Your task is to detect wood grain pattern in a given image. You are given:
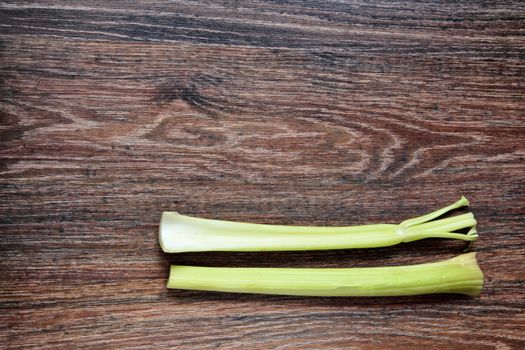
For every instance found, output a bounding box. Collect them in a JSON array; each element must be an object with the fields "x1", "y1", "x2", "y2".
[{"x1": 1, "y1": 1, "x2": 524, "y2": 349}]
